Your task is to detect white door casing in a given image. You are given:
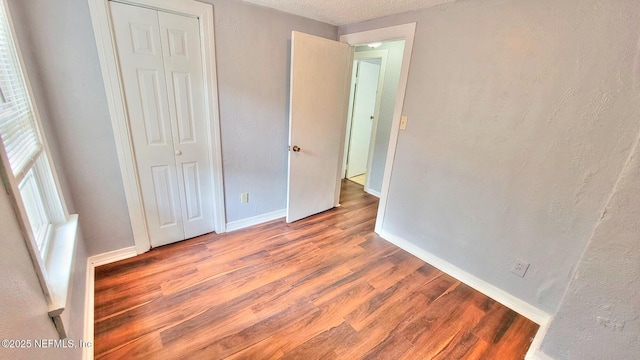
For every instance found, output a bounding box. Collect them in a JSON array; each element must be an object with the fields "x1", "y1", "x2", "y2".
[
  {"x1": 346, "y1": 60, "x2": 380, "y2": 178},
  {"x1": 339, "y1": 23, "x2": 417, "y2": 234},
  {"x1": 110, "y1": 2, "x2": 215, "y2": 247},
  {"x1": 88, "y1": 0, "x2": 226, "y2": 254},
  {"x1": 286, "y1": 31, "x2": 352, "y2": 223}
]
